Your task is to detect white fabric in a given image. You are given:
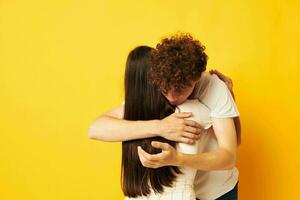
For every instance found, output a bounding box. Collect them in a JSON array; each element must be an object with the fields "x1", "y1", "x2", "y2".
[
  {"x1": 188, "y1": 72, "x2": 240, "y2": 200},
  {"x1": 189, "y1": 72, "x2": 240, "y2": 118},
  {"x1": 124, "y1": 100, "x2": 211, "y2": 200}
]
